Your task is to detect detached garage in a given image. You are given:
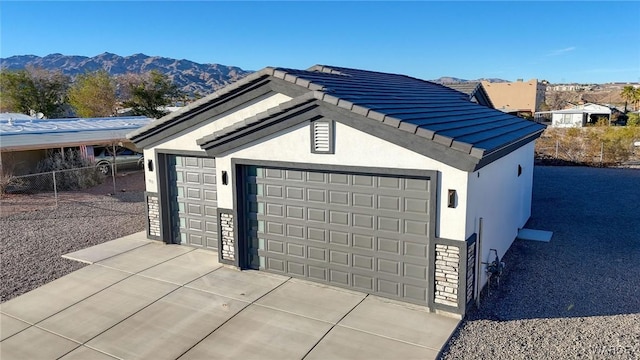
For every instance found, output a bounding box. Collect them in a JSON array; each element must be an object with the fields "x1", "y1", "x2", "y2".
[{"x1": 128, "y1": 65, "x2": 545, "y2": 316}]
